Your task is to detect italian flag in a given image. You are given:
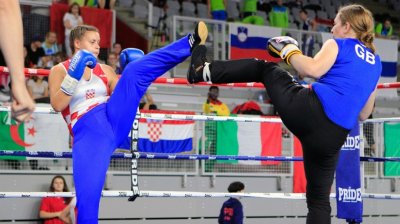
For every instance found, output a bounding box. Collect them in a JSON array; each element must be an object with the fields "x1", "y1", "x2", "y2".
[
  {"x1": 216, "y1": 118, "x2": 282, "y2": 165},
  {"x1": 0, "y1": 110, "x2": 70, "y2": 160}
]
